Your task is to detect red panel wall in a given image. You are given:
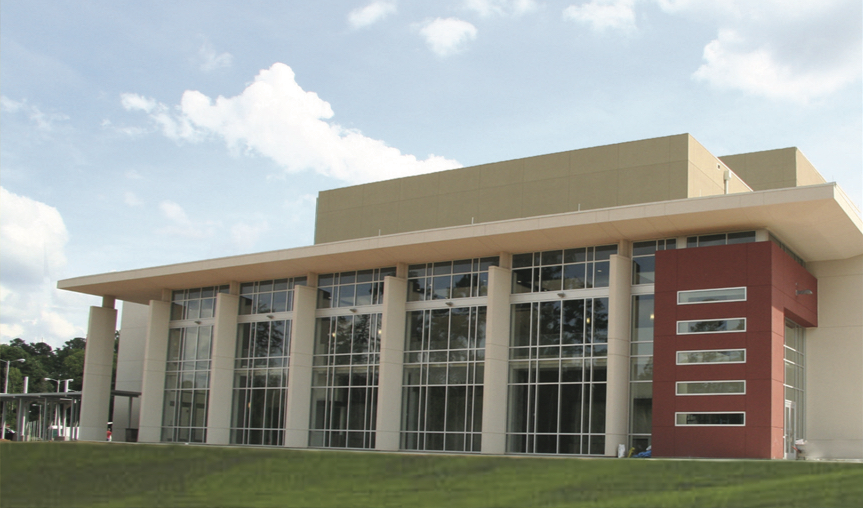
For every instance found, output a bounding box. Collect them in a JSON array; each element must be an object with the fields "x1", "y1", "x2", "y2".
[{"x1": 651, "y1": 241, "x2": 816, "y2": 458}]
